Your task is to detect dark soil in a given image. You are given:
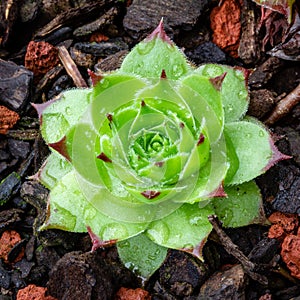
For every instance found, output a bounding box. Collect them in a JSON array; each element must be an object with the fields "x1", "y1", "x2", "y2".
[{"x1": 1, "y1": 0, "x2": 300, "y2": 299}]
